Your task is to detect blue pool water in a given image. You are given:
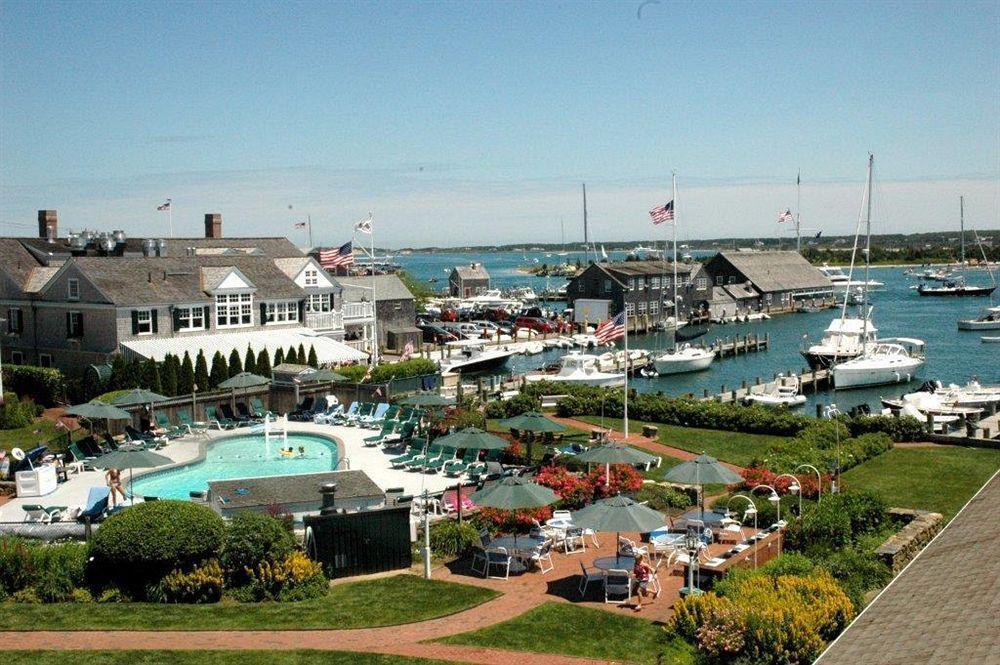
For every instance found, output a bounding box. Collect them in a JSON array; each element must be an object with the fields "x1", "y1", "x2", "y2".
[{"x1": 131, "y1": 434, "x2": 339, "y2": 500}]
